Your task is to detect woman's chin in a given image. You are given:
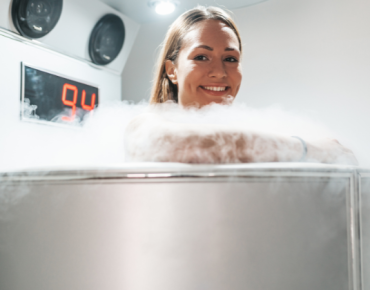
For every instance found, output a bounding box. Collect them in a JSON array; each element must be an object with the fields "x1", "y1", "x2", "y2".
[
  {"x1": 181, "y1": 99, "x2": 233, "y2": 109},
  {"x1": 179, "y1": 90, "x2": 235, "y2": 108}
]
